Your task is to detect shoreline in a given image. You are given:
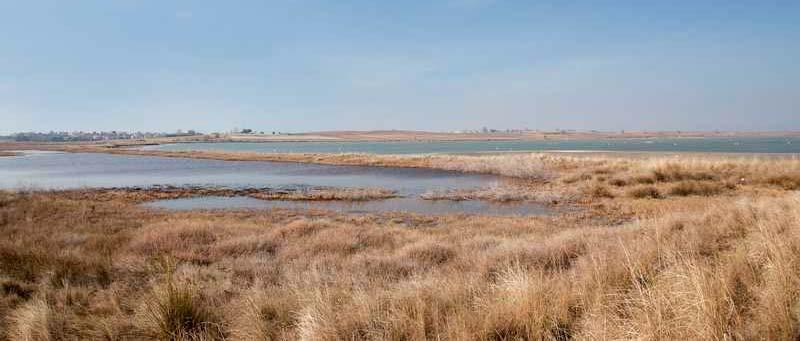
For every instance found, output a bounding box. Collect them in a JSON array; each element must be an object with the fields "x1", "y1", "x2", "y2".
[
  {"x1": 4, "y1": 141, "x2": 799, "y2": 167},
  {"x1": 4, "y1": 129, "x2": 800, "y2": 146}
]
